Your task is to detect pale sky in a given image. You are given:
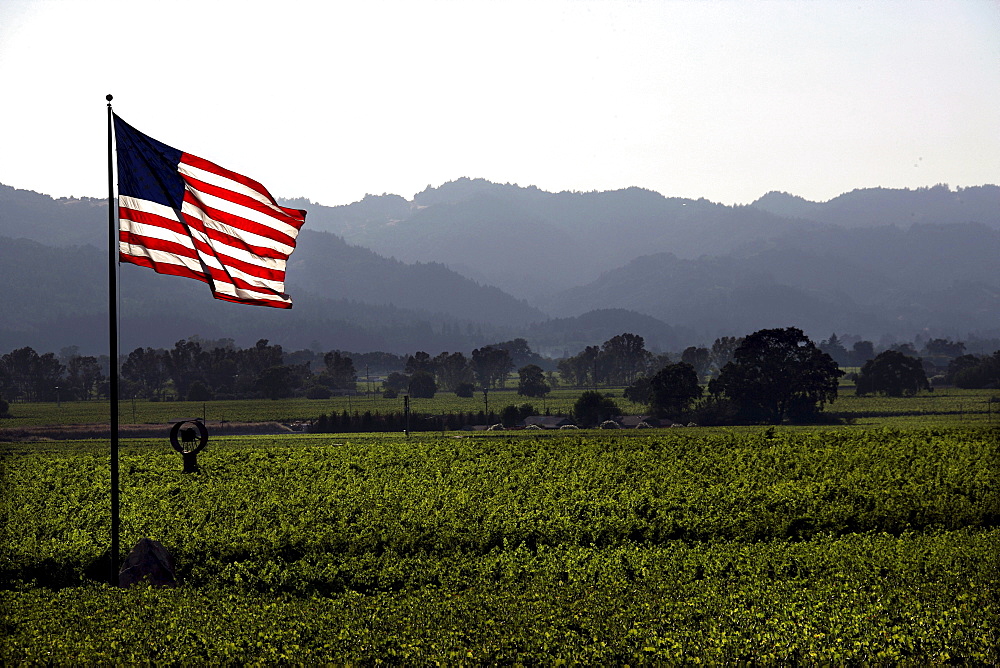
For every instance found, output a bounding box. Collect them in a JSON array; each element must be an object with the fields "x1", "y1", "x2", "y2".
[{"x1": 1, "y1": 0, "x2": 998, "y2": 207}]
